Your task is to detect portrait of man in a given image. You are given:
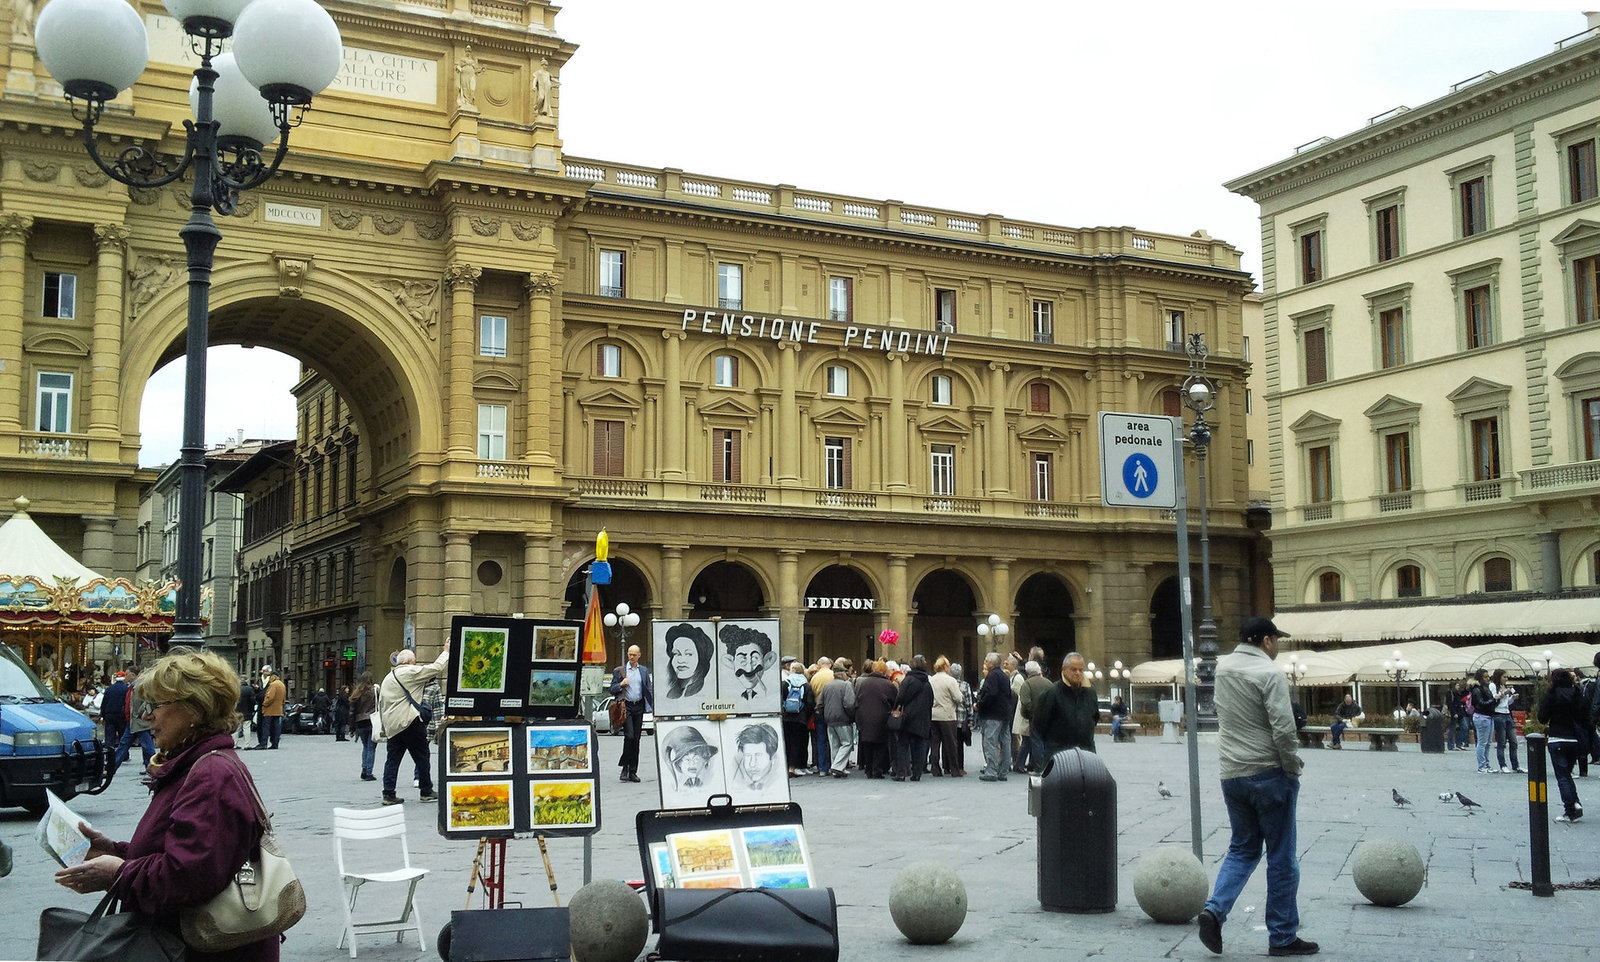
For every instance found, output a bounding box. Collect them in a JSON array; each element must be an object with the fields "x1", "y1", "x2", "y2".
[
  {"x1": 718, "y1": 623, "x2": 779, "y2": 709},
  {"x1": 724, "y1": 720, "x2": 789, "y2": 805},
  {"x1": 657, "y1": 722, "x2": 724, "y2": 806}
]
